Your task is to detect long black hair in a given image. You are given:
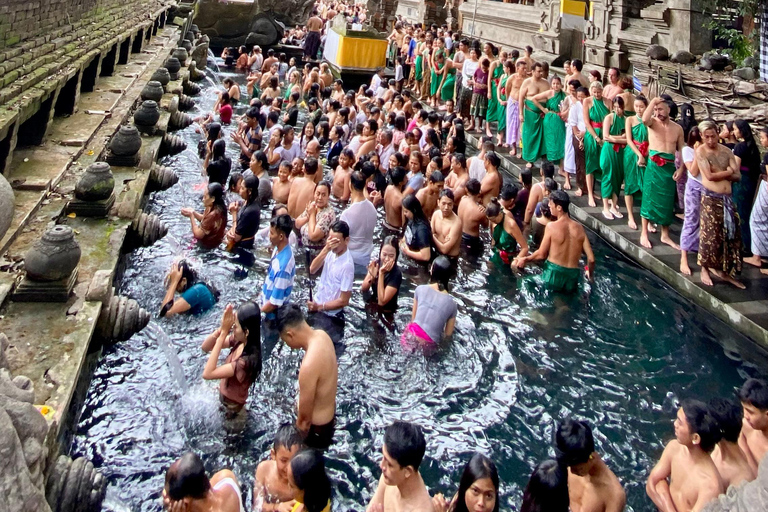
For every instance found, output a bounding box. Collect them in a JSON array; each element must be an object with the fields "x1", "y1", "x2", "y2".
[
  {"x1": 291, "y1": 450, "x2": 331, "y2": 512},
  {"x1": 430, "y1": 255, "x2": 452, "y2": 291},
  {"x1": 453, "y1": 454, "x2": 500, "y2": 512},
  {"x1": 734, "y1": 119, "x2": 759, "y2": 165},
  {"x1": 236, "y1": 302, "x2": 262, "y2": 382},
  {"x1": 402, "y1": 194, "x2": 428, "y2": 224},
  {"x1": 380, "y1": 235, "x2": 400, "y2": 267},
  {"x1": 678, "y1": 103, "x2": 697, "y2": 140},
  {"x1": 206, "y1": 182, "x2": 227, "y2": 219},
  {"x1": 520, "y1": 460, "x2": 569, "y2": 512}
]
